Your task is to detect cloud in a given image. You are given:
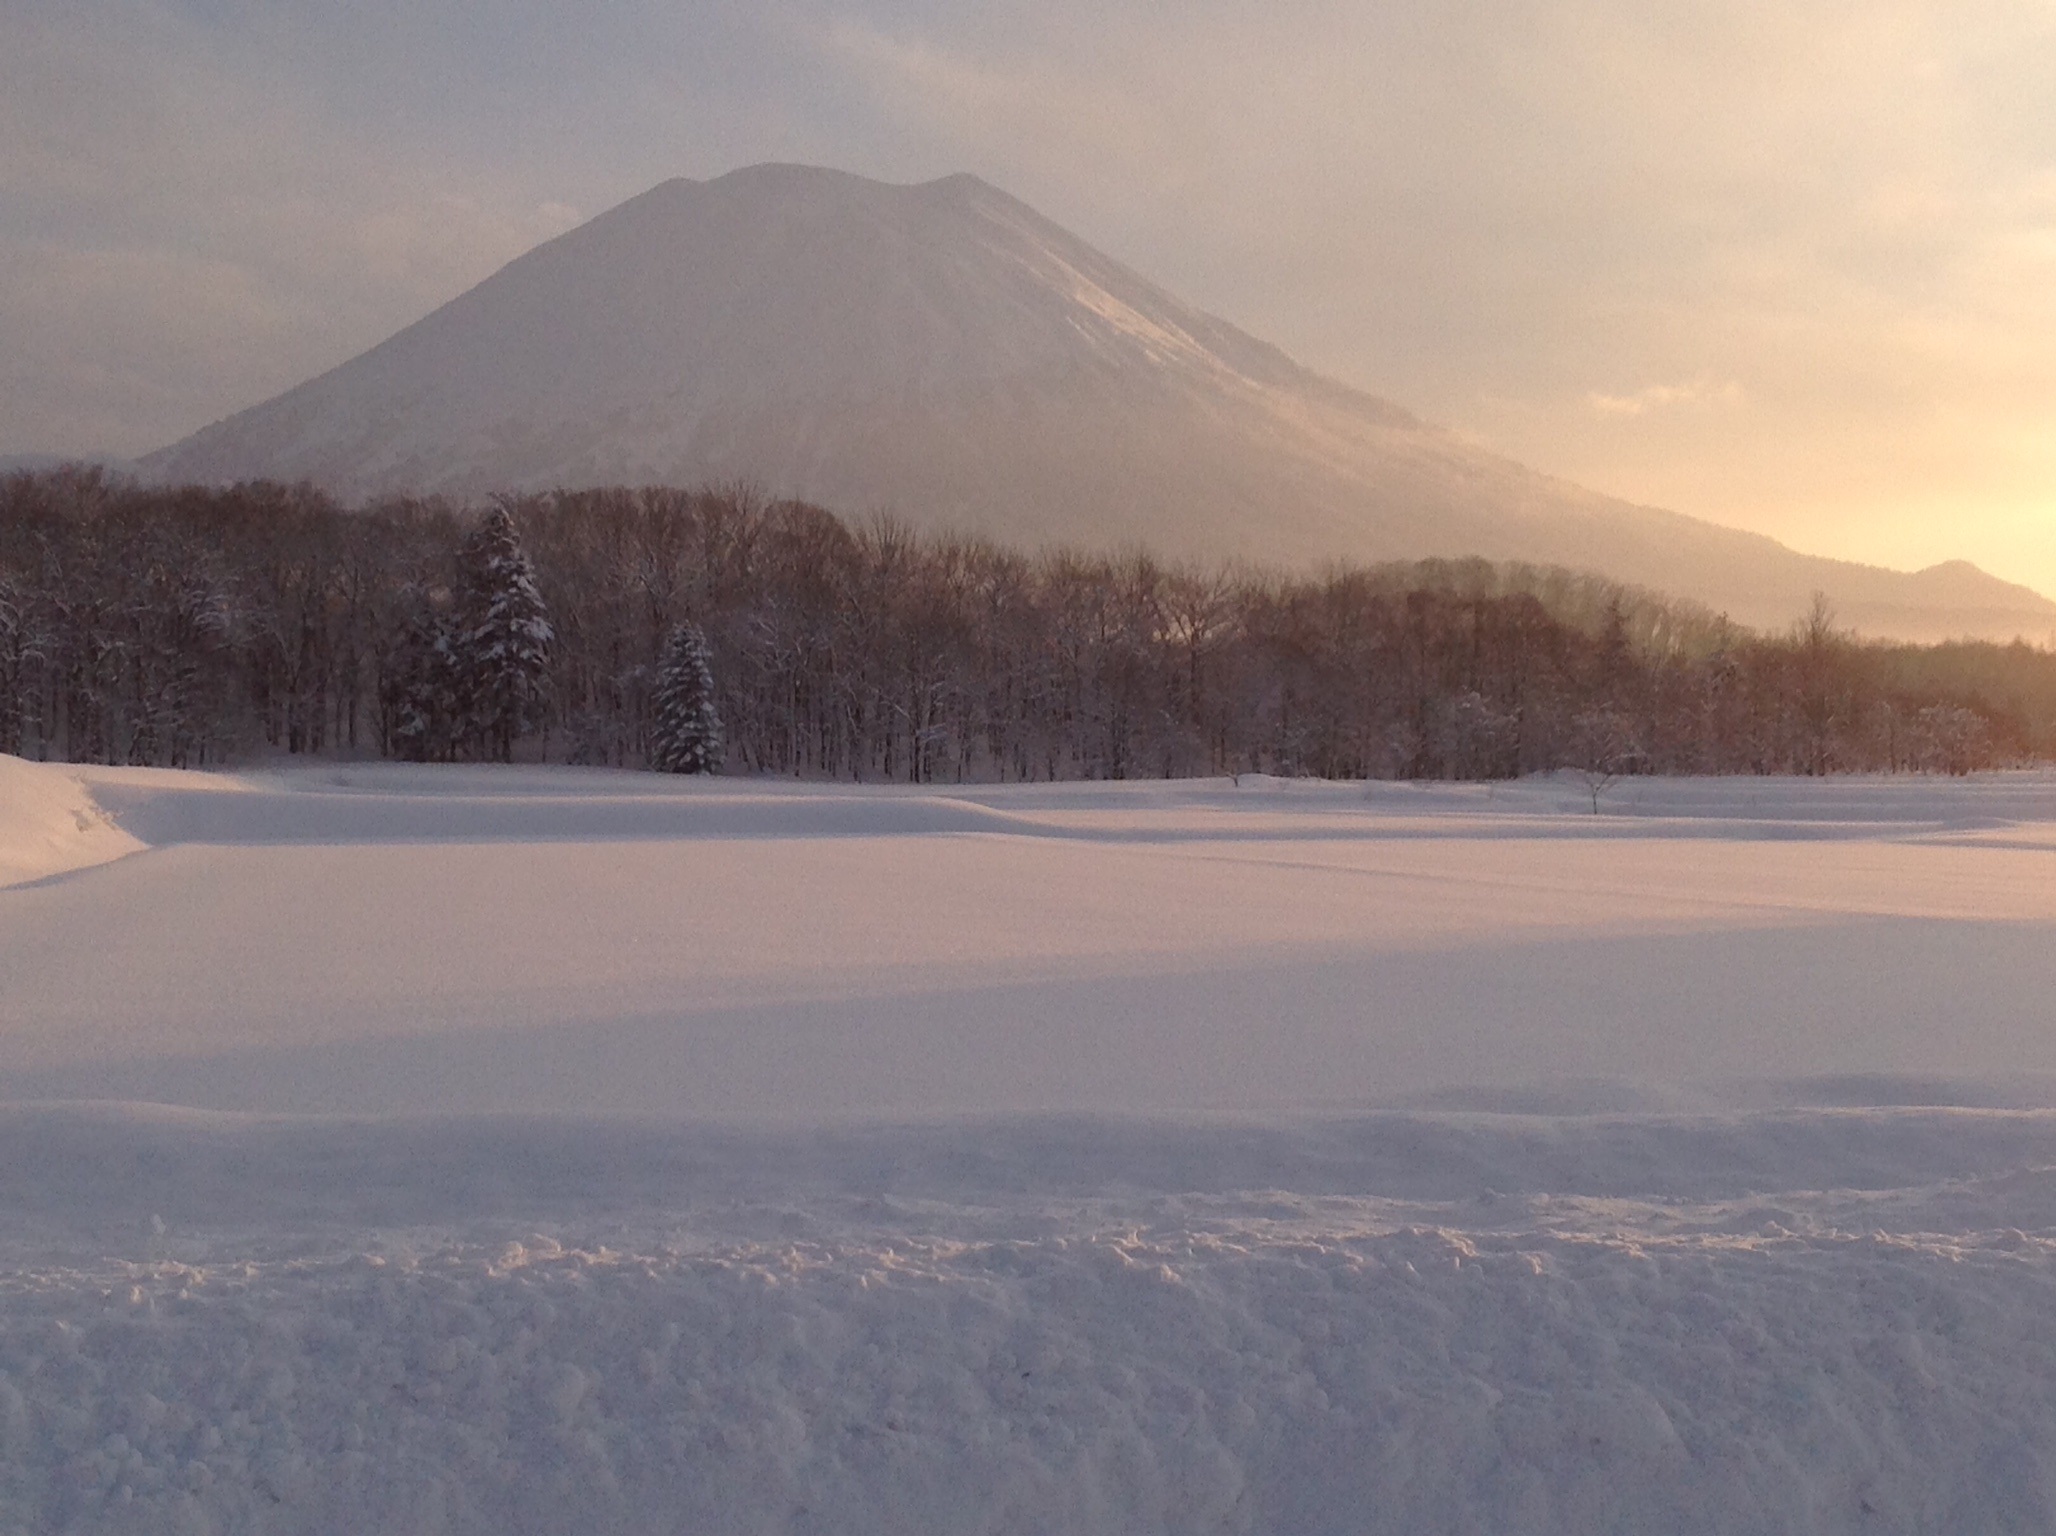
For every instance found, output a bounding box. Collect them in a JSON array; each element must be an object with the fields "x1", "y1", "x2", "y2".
[
  {"x1": 3, "y1": 0, "x2": 2055, "y2": 590},
  {"x1": 1588, "y1": 381, "x2": 1747, "y2": 417},
  {"x1": 0, "y1": 3, "x2": 695, "y2": 453}
]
